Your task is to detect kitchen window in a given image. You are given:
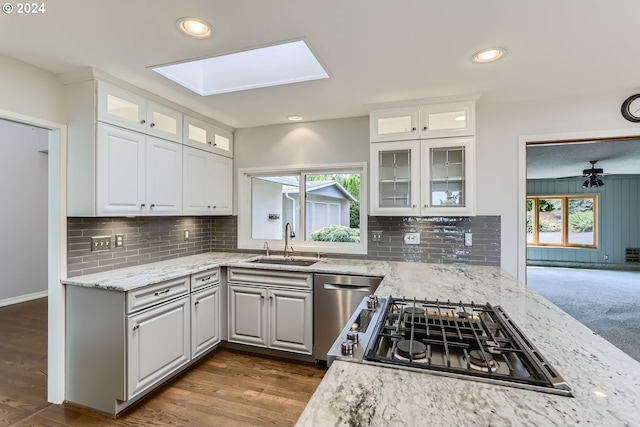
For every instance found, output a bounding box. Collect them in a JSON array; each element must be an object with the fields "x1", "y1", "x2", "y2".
[
  {"x1": 238, "y1": 163, "x2": 367, "y2": 254},
  {"x1": 527, "y1": 195, "x2": 597, "y2": 248}
]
